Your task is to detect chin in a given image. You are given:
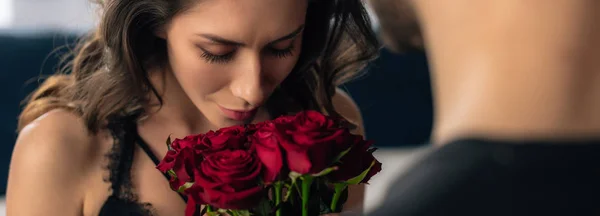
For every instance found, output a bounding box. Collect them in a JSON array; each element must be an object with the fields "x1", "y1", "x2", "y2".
[
  {"x1": 202, "y1": 105, "x2": 260, "y2": 130},
  {"x1": 215, "y1": 117, "x2": 249, "y2": 129}
]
